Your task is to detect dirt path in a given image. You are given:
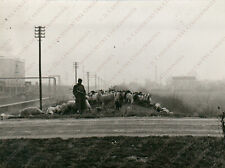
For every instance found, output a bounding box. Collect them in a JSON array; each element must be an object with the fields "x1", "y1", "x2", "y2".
[{"x1": 0, "y1": 117, "x2": 223, "y2": 139}]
